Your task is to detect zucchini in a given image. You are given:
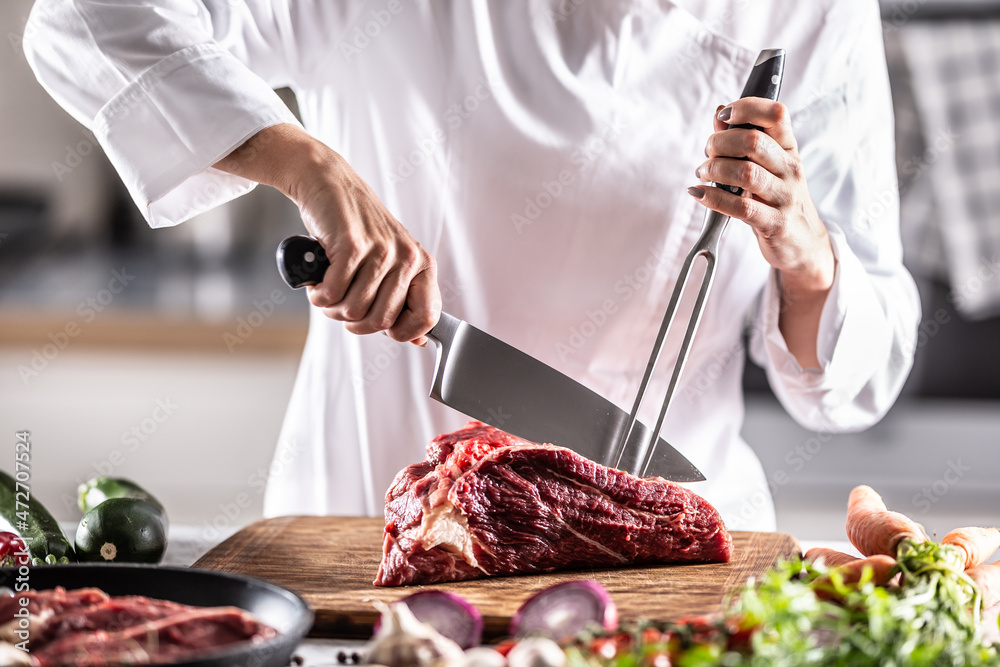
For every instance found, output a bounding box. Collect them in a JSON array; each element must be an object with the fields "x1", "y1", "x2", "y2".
[
  {"x1": 75, "y1": 497, "x2": 167, "y2": 564},
  {"x1": 78, "y1": 476, "x2": 166, "y2": 516},
  {"x1": 76, "y1": 477, "x2": 168, "y2": 564},
  {"x1": 0, "y1": 470, "x2": 75, "y2": 564}
]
